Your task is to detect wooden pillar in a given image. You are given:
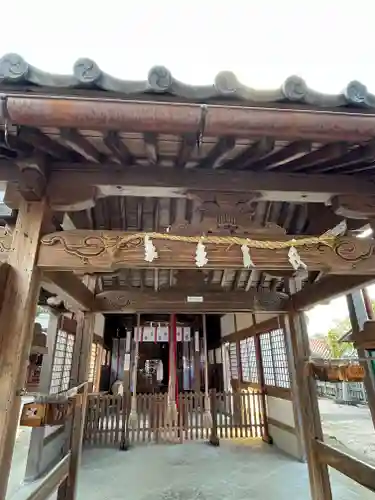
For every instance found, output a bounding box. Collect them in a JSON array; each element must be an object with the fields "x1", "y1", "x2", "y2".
[
  {"x1": 25, "y1": 309, "x2": 61, "y2": 481},
  {"x1": 193, "y1": 329, "x2": 201, "y2": 392},
  {"x1": 284, "y1": 305, "x2": 332, "y2": 500},
  {"x1": 281, "y1": 313, "x2": 306, "y2": 461},
  {"x1": 233, "y1": 339, "x2": 243, "y2": 424},
  {"x1": 93, "y1": 343, "x2": 103, "y2": 393},
  {"x1": 123, "y1": 328, "x2": 132, "y2": 394},
  {"x1": 252, "y1": 315, "x2": 271, "y2": 444},
  {"x1": 70, "y1": 276, "x2": 97, "y2": 388},
  {"x1": 0, "y1": 200, "x2": 46, "y2": 499},
  {"x1": 346, "y1": 290, "x2": 375, "y2": 427},
  {"x1": 58, "y1": 278, "x2": 96, "y2": 500}
]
